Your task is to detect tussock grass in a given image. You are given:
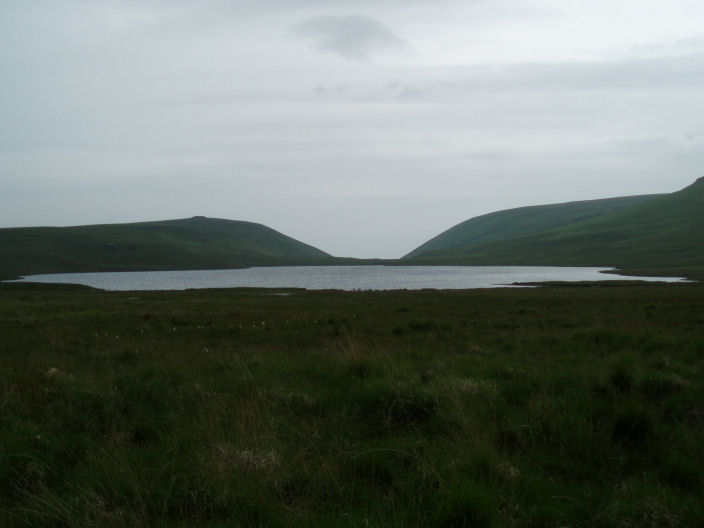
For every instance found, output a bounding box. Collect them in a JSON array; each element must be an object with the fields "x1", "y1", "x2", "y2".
[{"x1": 0, "y1": 283, "x2": 703, "y2": 526}]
